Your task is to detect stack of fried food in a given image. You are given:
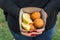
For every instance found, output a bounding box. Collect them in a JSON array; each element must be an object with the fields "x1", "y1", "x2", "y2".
[{"x1": 22, "y1": 11, "x2": 44, "y2": 31}]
